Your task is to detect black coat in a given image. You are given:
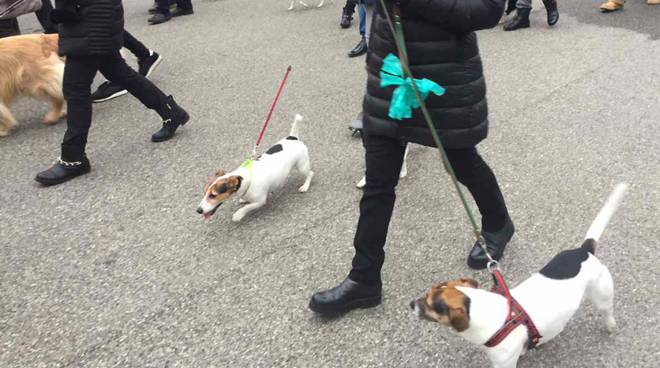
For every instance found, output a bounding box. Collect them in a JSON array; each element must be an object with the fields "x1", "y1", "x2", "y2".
[
  {"x1": 363, "y1": 0, "x2": 505, "y2": 149},
  {"x1": 54, "y1": 0, "x2": 124, "y2": 56}
]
